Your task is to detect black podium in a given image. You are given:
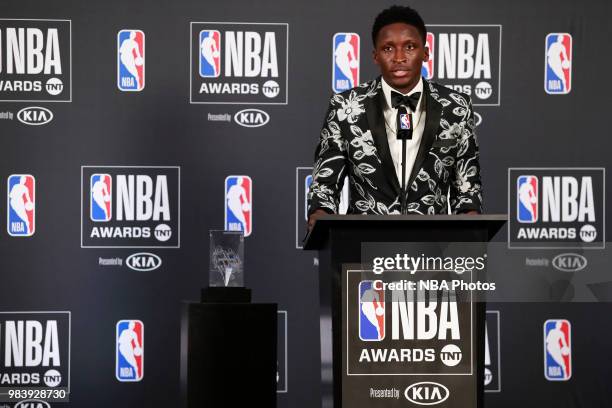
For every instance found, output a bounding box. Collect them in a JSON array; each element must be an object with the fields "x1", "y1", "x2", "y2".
[
  {"x1": 304, "y1": 214, "x2": 506, "y2": 408},
  {"x1": 180, "y1": 295, "x2": 277, "y2": 408}
]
